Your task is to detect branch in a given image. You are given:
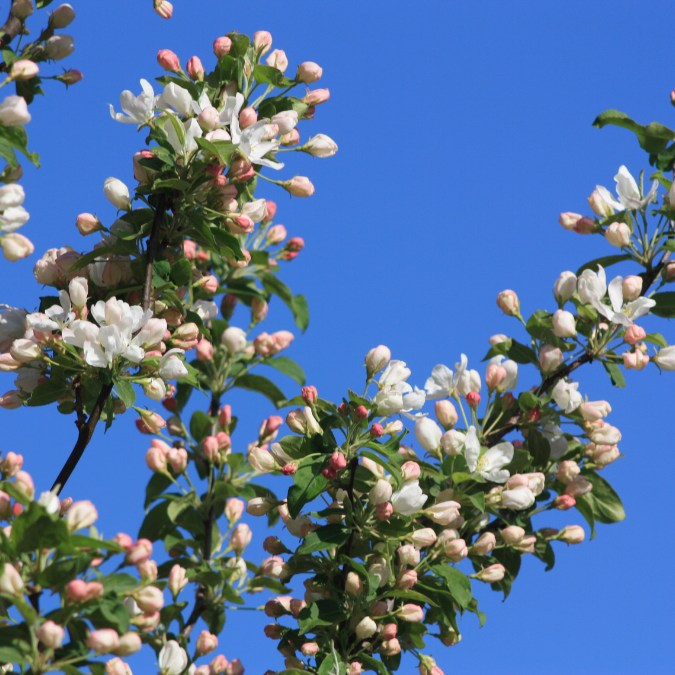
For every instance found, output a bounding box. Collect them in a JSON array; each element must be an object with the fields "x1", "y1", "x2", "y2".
[
  {"x1": 142, "y1": 196, "x2": 167, "y2": 311},
  {"x1": 0, "y1": 2, "x2": 27, "y2": 49},
  {"x1": 183, "y1": 392, "x2": 221, "y2": 636},
  {"x1": 51, "y1": 382, "x2": 113, "y2": 494}
]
